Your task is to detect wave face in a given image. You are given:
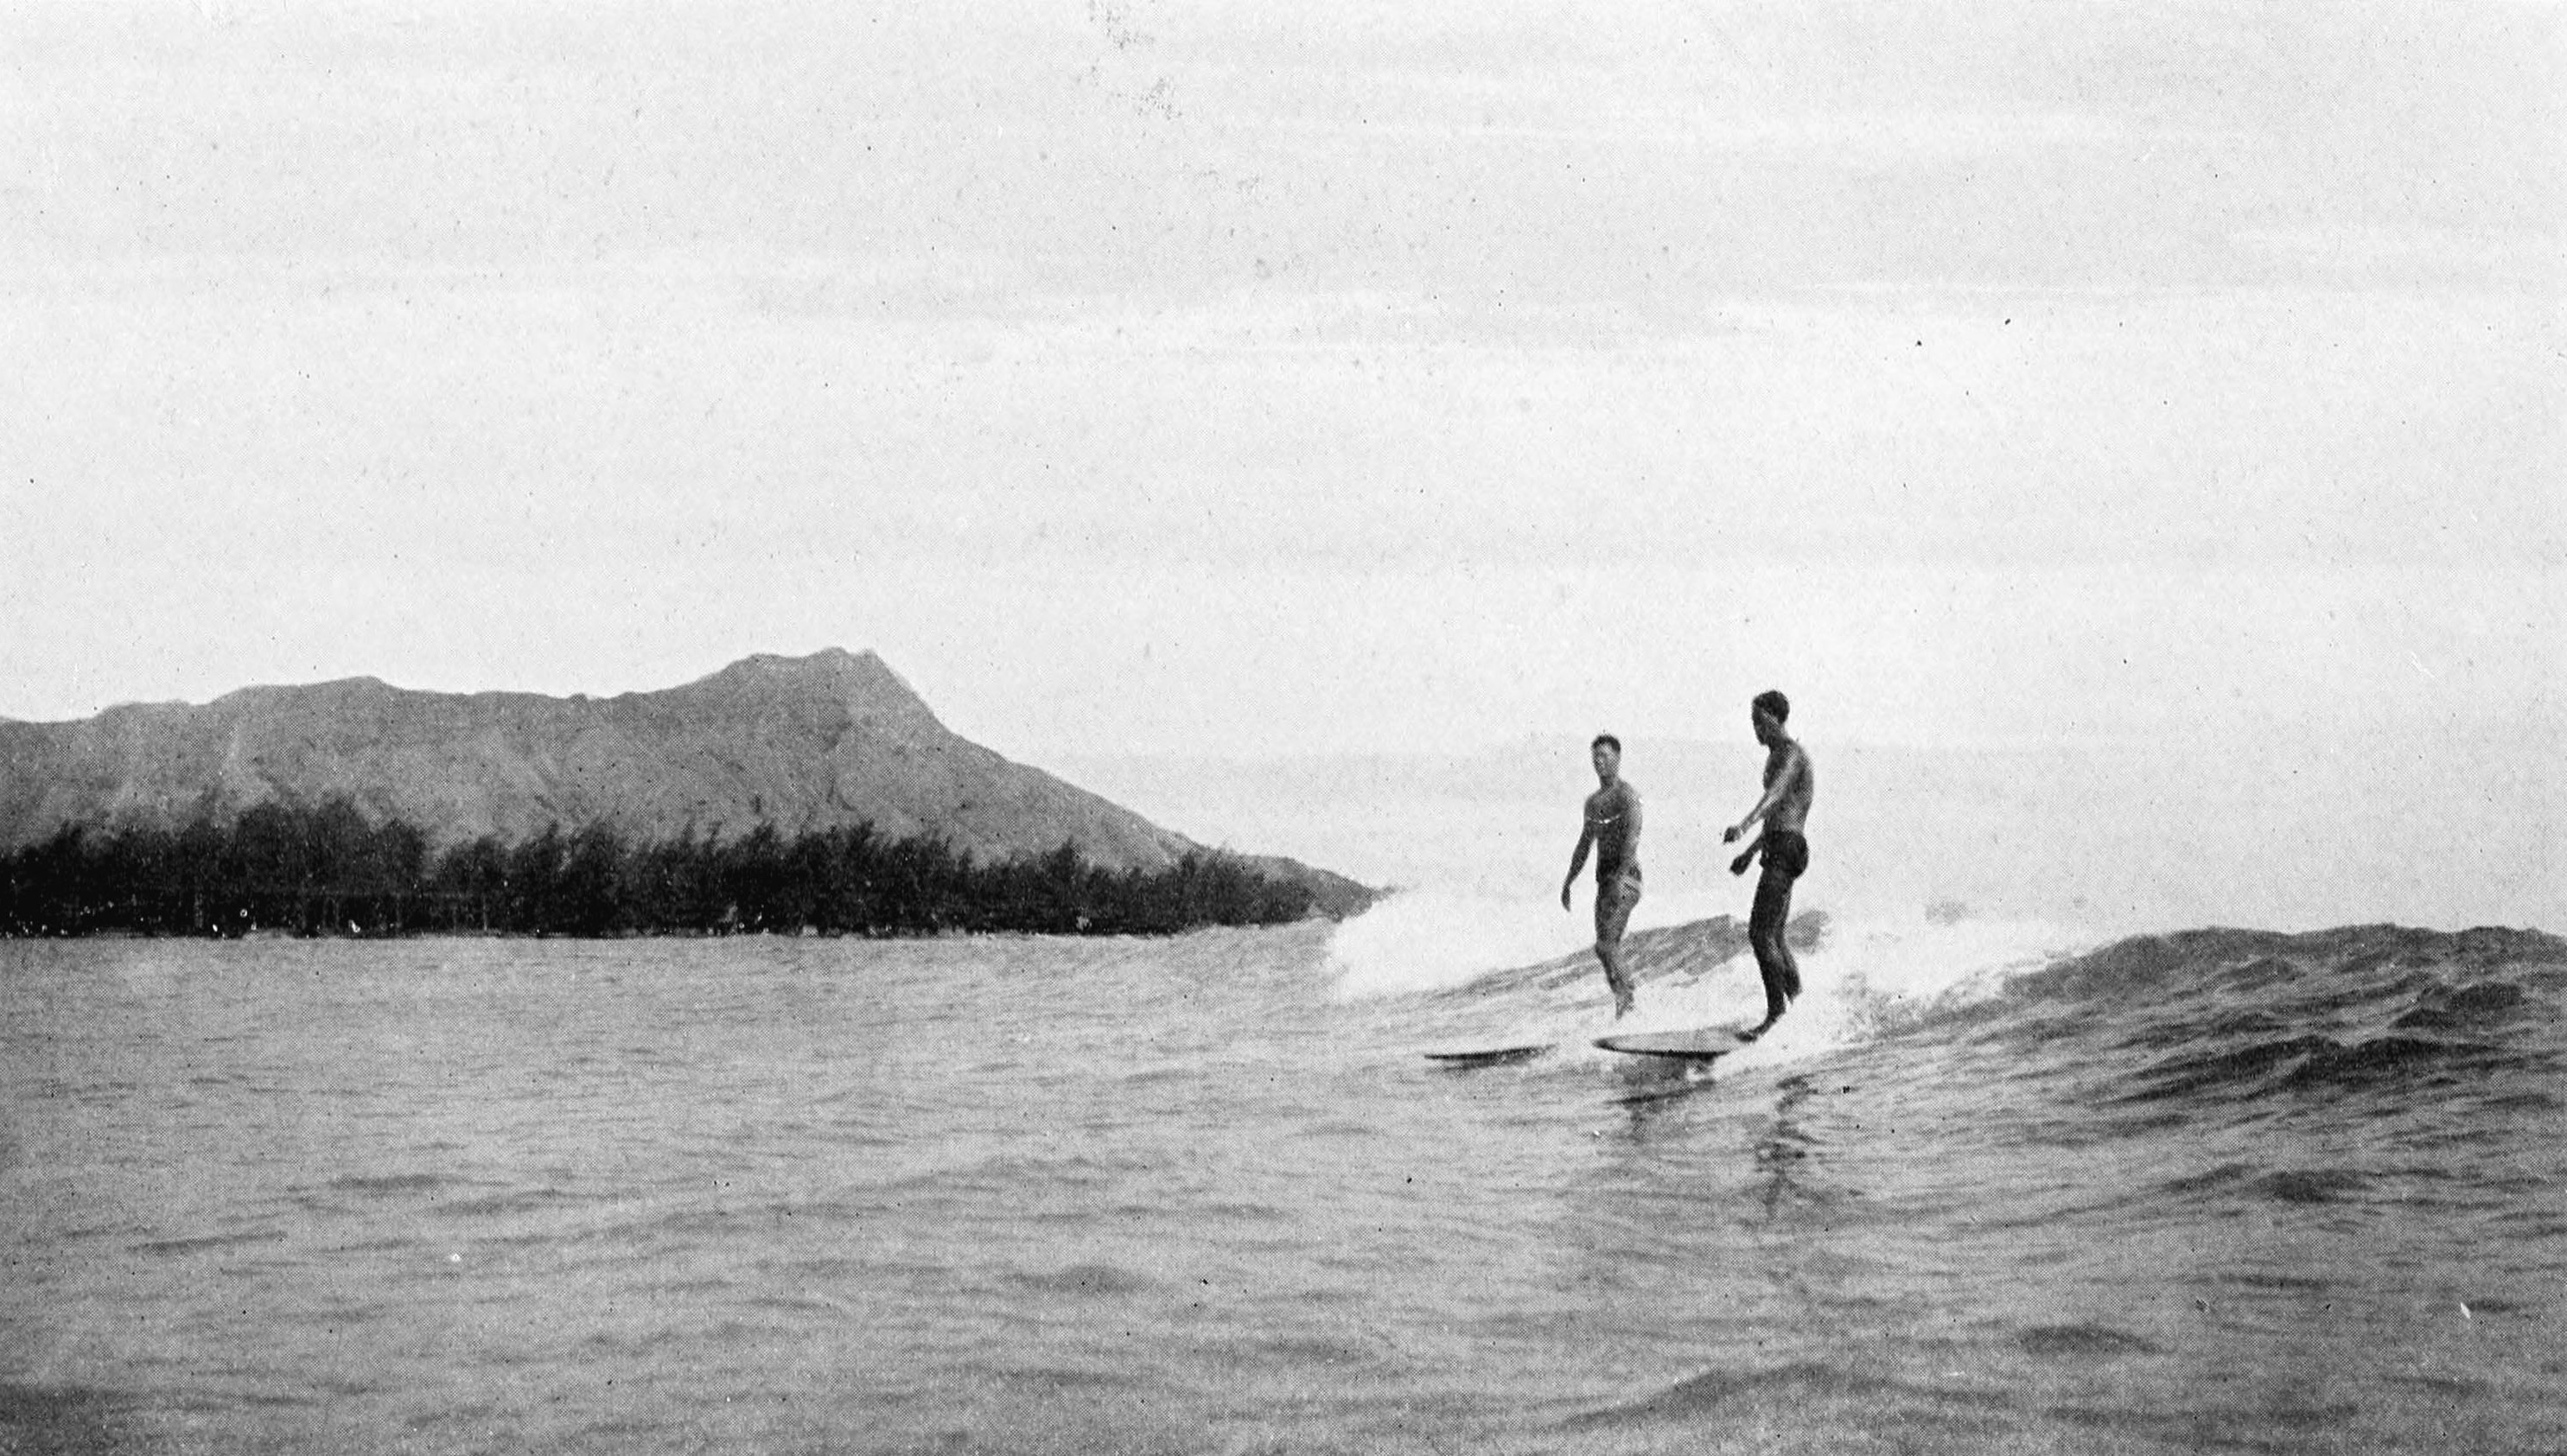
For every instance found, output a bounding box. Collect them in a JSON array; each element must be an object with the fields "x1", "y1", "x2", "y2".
[
  {"x1": 1341, "y1": 900, "x2": 2566, "y2": 1116},
  {"x1": 1964, "y1": 924, "x2": 2567, "y2": 1126}
]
